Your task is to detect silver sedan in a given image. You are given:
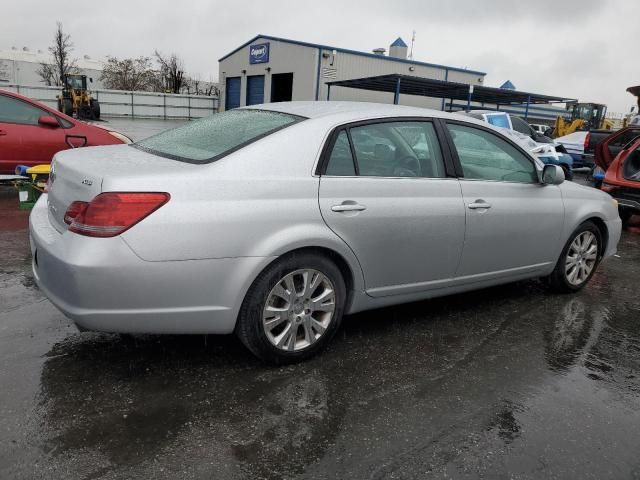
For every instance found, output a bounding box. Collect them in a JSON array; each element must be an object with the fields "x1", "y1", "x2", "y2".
[{"x1": 30, "y1": 102, "x2": 622, "y2": 364}]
